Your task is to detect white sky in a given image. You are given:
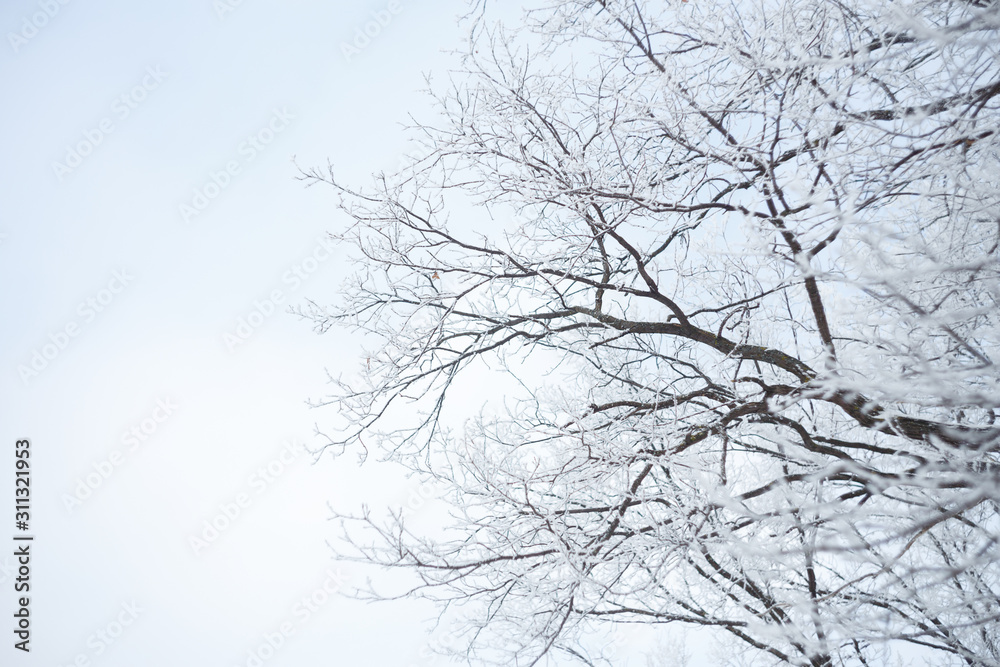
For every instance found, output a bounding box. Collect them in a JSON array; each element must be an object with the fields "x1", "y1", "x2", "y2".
[
  {"x1": 0, "y1": 1, "x2": 485, "y2": 665},
  {"x1": 0, "y1": 0, "x2": 733, "y2": 664}
]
